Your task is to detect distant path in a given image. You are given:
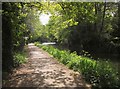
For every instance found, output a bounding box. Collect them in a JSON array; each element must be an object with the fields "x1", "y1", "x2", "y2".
[{"x1": 3, "y1": 43, "x2": 91, "y2": 89}]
